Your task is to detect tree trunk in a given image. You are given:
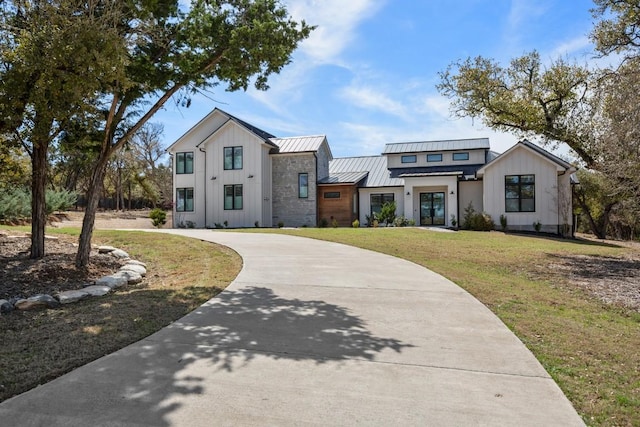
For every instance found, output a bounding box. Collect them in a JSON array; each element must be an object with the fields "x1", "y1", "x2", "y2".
[
  {"x1": 30, "y1": 143, "x2": 48, "y2": 259},
  {"x1": 75, "y1": 158, "x2": 109, "y2": 267}
]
